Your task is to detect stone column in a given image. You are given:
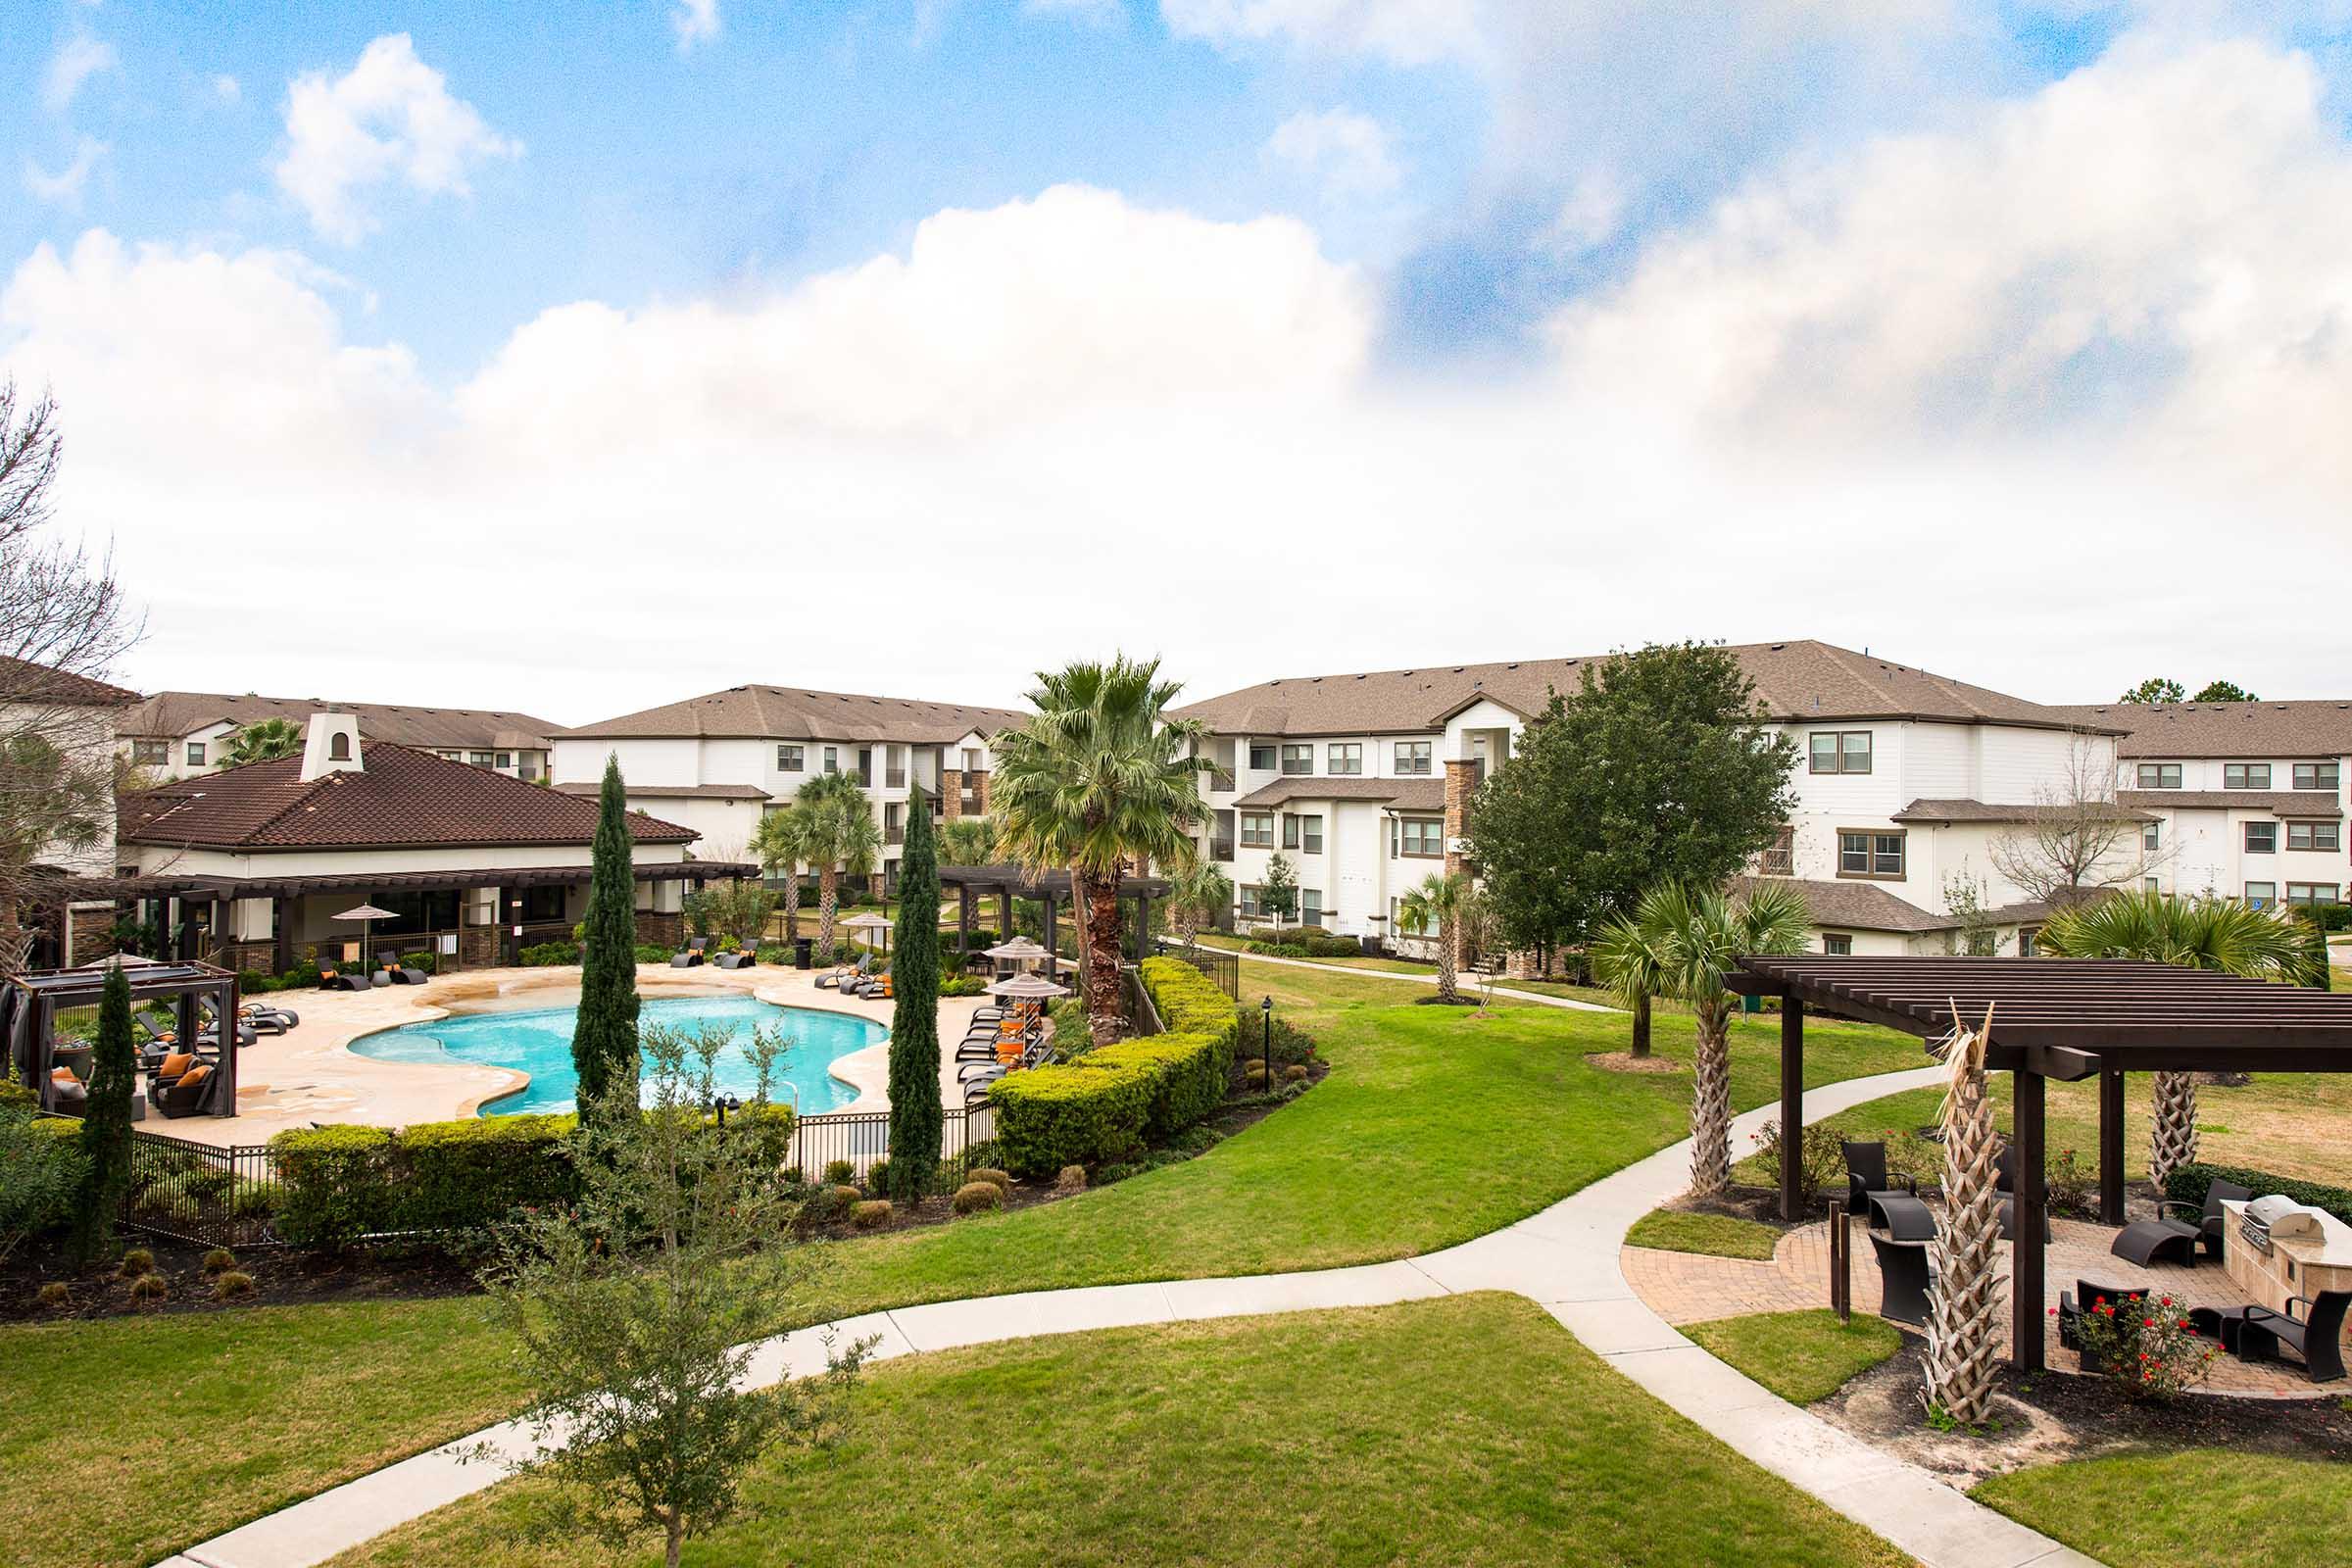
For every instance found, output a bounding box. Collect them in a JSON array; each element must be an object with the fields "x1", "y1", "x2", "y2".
[
  {"x1": 942, "y1": 769, "x2": 963, "y2": 819},
  {"x1": 972, "y1": 771, "x2": 990, "y2": 813}
]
